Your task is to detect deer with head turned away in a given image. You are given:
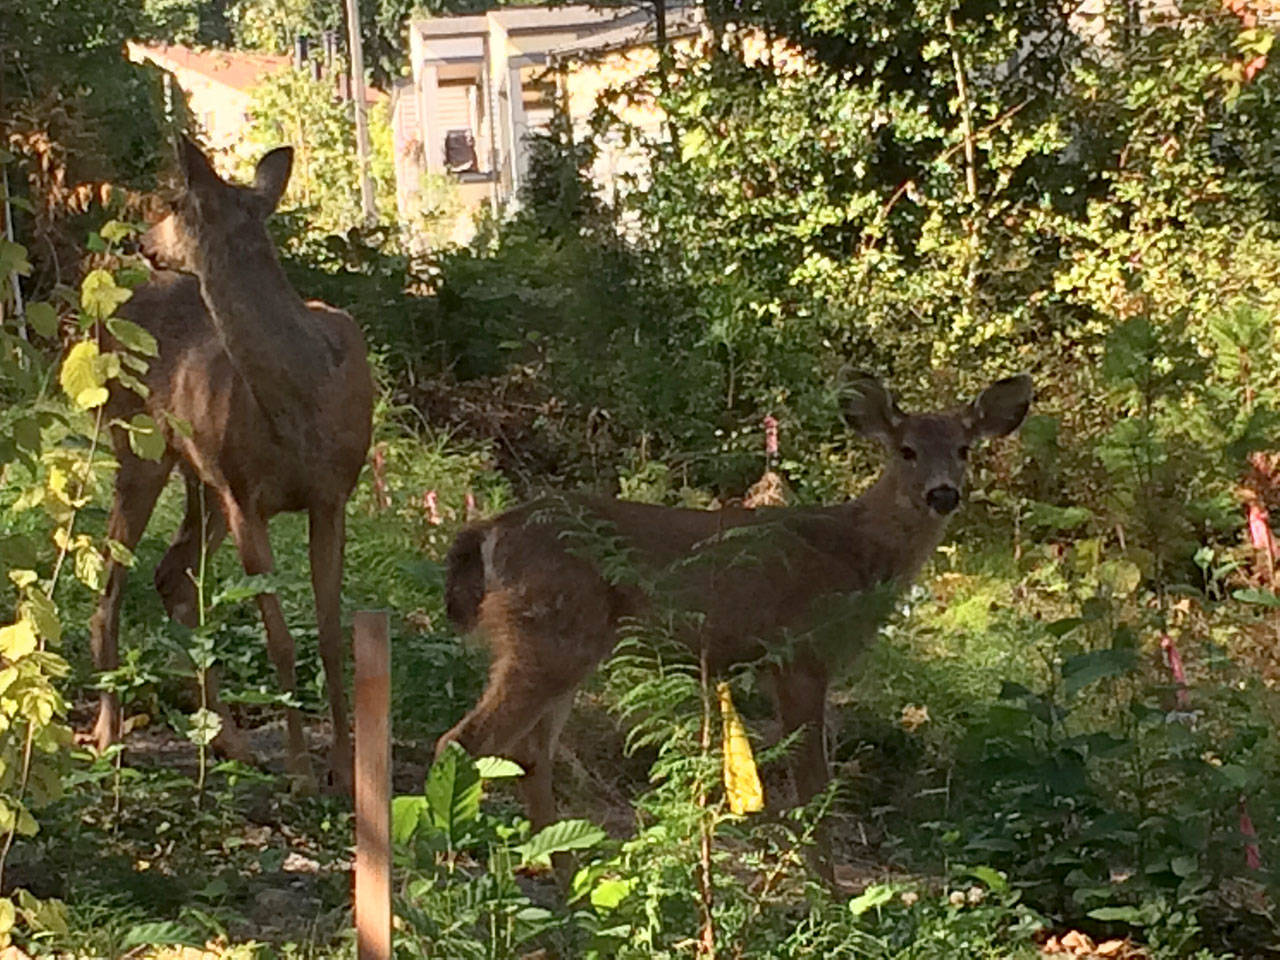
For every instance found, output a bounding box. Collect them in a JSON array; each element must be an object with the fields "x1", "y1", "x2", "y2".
[
  {"x1": 436, "y1": 373, "x2": 1032, "y2": 872},
  {"x1": 88, "y1": 137, "x2": 373, "y2": 793}
]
